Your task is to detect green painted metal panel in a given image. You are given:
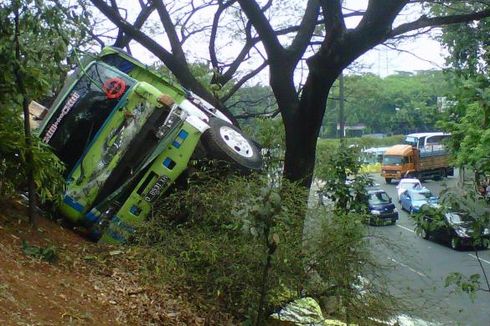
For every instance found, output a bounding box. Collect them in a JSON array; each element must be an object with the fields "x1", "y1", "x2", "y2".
[
  {"x1": 59, "y1": 82, "x2": 168, "y2": 222},
  {"x1": 99, "y1": 120, "x2": 203, "y2": 243}
]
